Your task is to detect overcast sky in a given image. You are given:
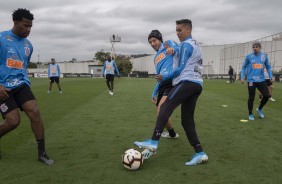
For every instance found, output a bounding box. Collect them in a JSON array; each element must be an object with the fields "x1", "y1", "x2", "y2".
[{"x1": 1, "y1": 0, "x2": 282, "y2": 62}]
